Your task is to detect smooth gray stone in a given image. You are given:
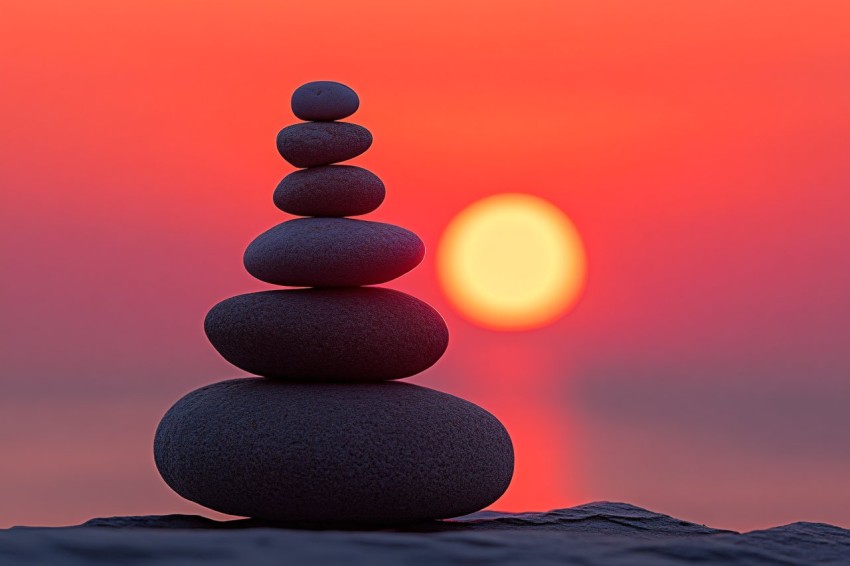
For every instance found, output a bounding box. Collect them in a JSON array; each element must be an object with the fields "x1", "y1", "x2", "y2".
[
  {"x1": 244, "y1": 218, "x2": 424, "y2": 287},
  {"x1": 153, "y1": 378, "x2": 514, "y2": 523},
  {"x1": 204, "y1": 288, "x2": 449, "y2": 381},
  {"x1": 277, "y1": 122, "x2": 372, "y2": 168},
  {"x1": 291, "y1": 81, "x2": 360, "y2": 121},
  {"x1": 274, "y1": 165, "x2": 385, "y2": 217}
]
